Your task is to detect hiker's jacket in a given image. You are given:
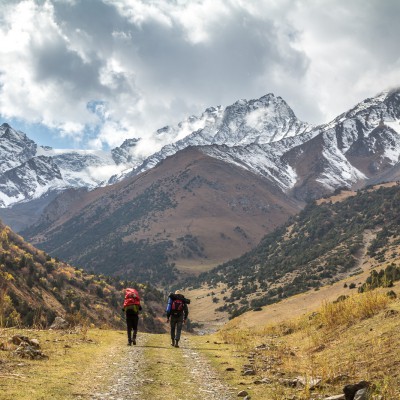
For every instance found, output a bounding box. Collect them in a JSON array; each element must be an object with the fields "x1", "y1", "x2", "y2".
[{"x1": 124, "y1": 304, "x2": 142, "y2": 316}]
